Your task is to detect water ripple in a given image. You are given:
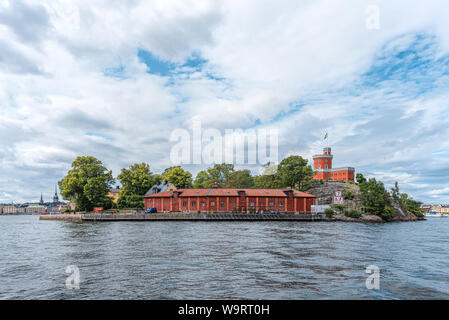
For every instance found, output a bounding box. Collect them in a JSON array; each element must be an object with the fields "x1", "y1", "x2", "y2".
[{"x1": 1, "y1": 216, "x2": 449, "y2": 299}]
